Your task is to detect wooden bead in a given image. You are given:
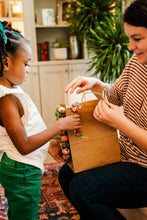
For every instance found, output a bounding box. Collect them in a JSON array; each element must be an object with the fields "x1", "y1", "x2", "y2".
[{"x1": 61, "y1": 135, "x2": 69, "y2": 142}]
